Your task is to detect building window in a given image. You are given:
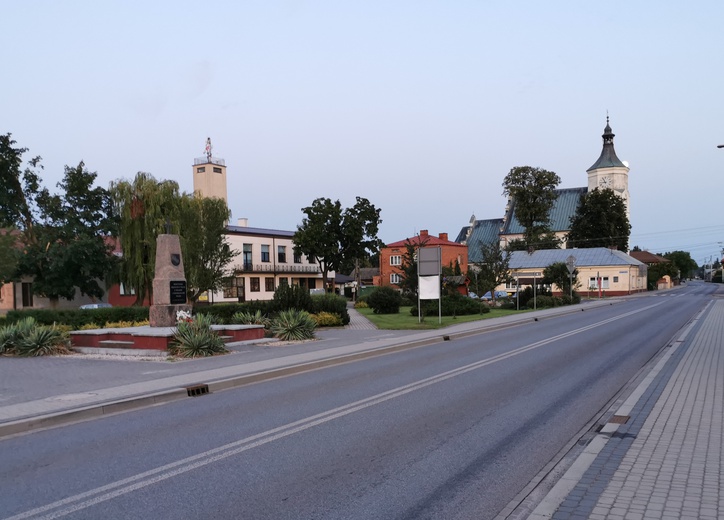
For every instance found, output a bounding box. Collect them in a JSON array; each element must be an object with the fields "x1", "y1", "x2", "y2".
[
  {"x1": 243, "y1": 244, "x2": 252, "y2": 270},
  {"x1": 602, "y1": 277, "x2": 610, "y2": 289},
  {"x1": 223, "y1": 277, "x2": 244, "y2": 298},
  {"x1": 308, "y1": 254, "x2": 315, "y2": 264},
  {"x1": 390, "y1": 255, "x2": 401, "y2": 266},
  {"x1": 278, "y1": 277, "x2": 288, "y2": 286},
  {"x1": 265, "y1": 277, "x2": 275, "y2": 292},
  {"x1": 250, "y1": 277, "x2": 260, "y2": 292},
  {"x1": 213, "y1": 167, "x2": 222, "y2": 173},
  {"x1": 196, "y1": 167, "x2": 205, "y2": 173},
  {"x1": 21, "y1": 282, "x2": 33, "y2": 307},
  {"x1": 307, "y1": 279, "x2": 315, "y2": 289},
  {"x1": 278, "y1": 245, "x2": 286, "y2": 263},
  {"x1": 613, "y1": 276, "x2": 619, "y2": 283},
  {"x1": 390, "y1": 273, "x2": 401, "y2": 284},
  {"x1": 294, "y1": 252, "x2": 302, "y2": 263},
  {"x1": 119, "y1": 283, "x2": 135, "y2": 296},
  {"x1": 261, "y1": 245, "x2": 270, "y2": 263},
  {"x1": 589, "y1": 277, "x2": 597, "y2": 289}
]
